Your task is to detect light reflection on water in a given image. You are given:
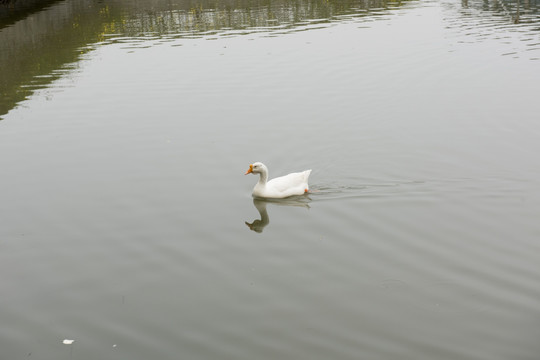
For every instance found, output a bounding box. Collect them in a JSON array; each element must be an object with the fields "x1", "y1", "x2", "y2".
[{"x1": 1, "y1": 0, "x2": 540, "y2": 359}]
